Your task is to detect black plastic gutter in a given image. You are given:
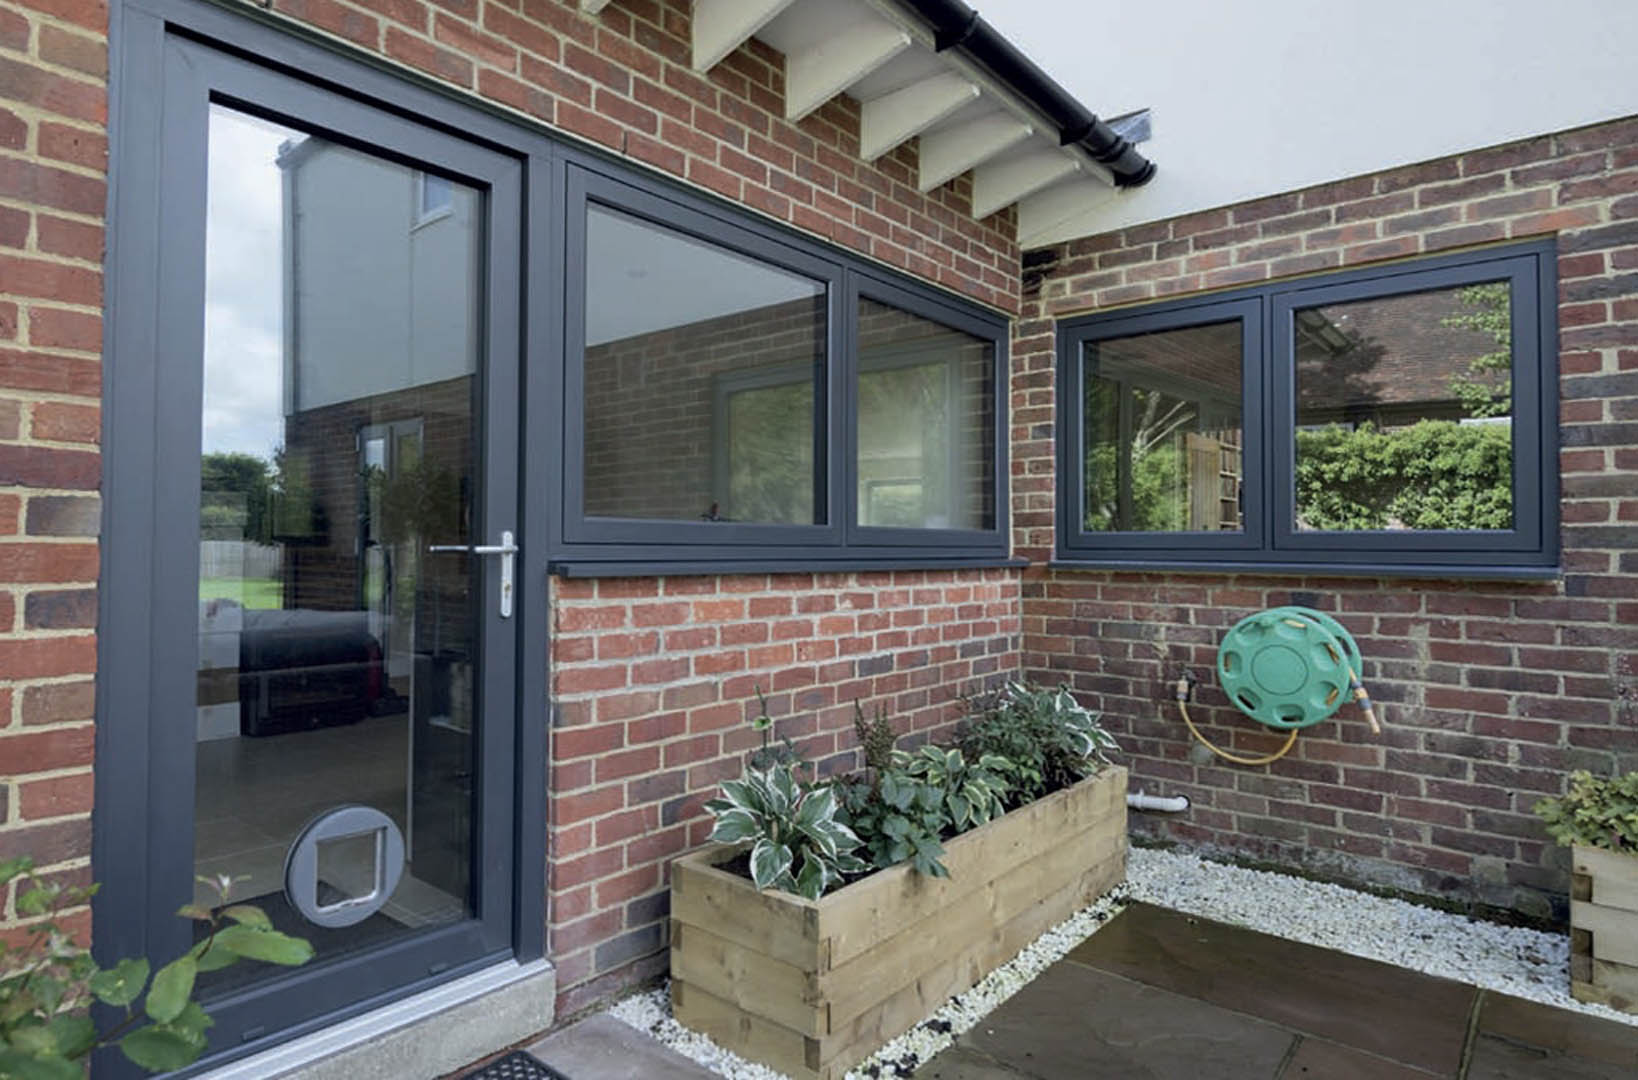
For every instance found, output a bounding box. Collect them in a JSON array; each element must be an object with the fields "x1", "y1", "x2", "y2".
[{"x1": 896, "y1": 0, "x2": 1157, "y2": 188}]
